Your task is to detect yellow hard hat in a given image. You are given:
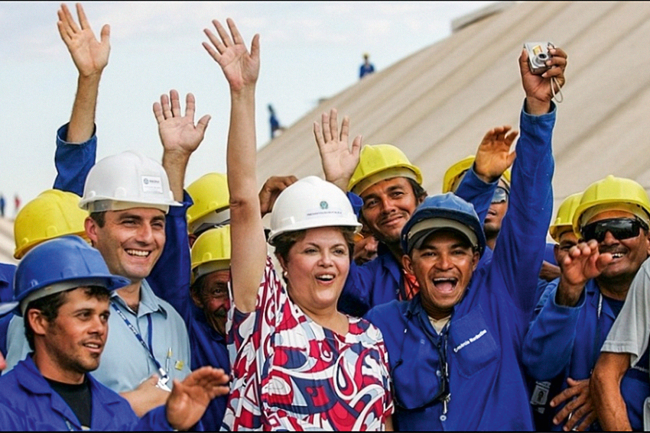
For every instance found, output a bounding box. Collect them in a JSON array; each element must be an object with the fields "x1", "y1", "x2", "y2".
[
  {"x1": 549, "y1": 192, "x2": 583, "y2": 242},
  {"x1": 572, "y1": 175, "x2": 650, "y2": 237},
  {"x1": 347, "y1": 144, "x2": 422, "y2": 195},
  {"x1": 14, "y1": 189, "x2": 89, "y2": 259},
  {"x1": 186, "y1": 173, "x2": 230, "y2": 235},
  {"x1": 442, "y1": 155, "x2": 512, "y2": 194},
  {"x1": 190, "y1": 225, "x2": 231, "y2": 283}
]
